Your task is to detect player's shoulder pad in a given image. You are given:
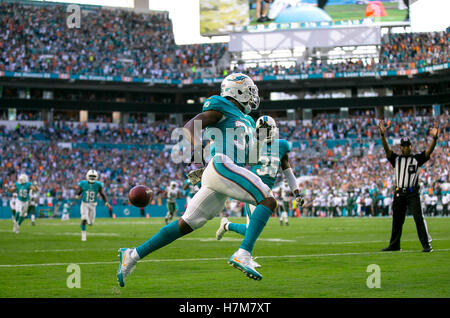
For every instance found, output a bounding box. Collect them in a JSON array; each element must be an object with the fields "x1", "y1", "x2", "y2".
[
  {"x1": 277, "y1": 139, "x2": 292, "y2": 153},
  {"x1": 202, "y1": 95, "x2": 236, "y2": 115},
  {"x1": 245, "y1": 115, "x2": 256, "y2": 128},
  {"x1": 96, "y1": 181, "x2": 104, "y2": 189}
]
